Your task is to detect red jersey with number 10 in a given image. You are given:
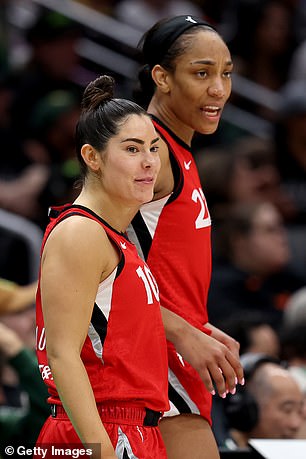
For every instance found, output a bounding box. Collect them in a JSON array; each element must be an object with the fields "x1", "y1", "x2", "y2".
[{"x1": 36, "y1": 205, "x2": 169, "y2": 413}]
